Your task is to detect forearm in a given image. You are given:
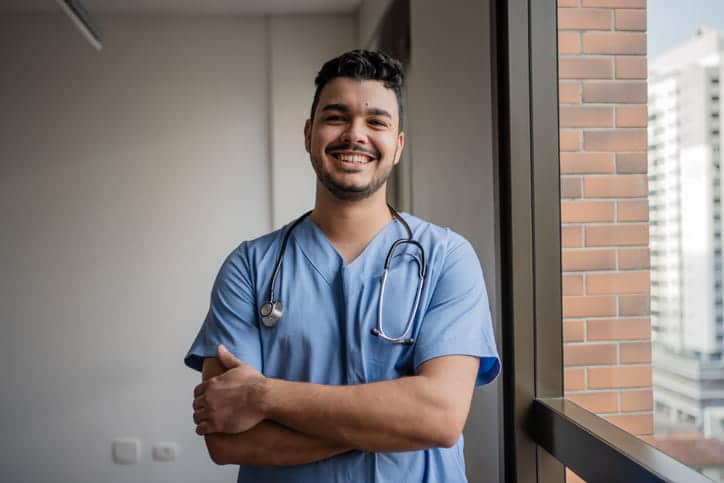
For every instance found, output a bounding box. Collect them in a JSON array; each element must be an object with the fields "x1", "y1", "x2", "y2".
[
  {"x1": 199, "y1": 356, "x2": 349, "y2": 466},
  {"x1": 205, "y1": 420, "x2": 350, "y2": 466},
  {"x1": 261, "y1": 369, "x2": 469, "y2": 453}
]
